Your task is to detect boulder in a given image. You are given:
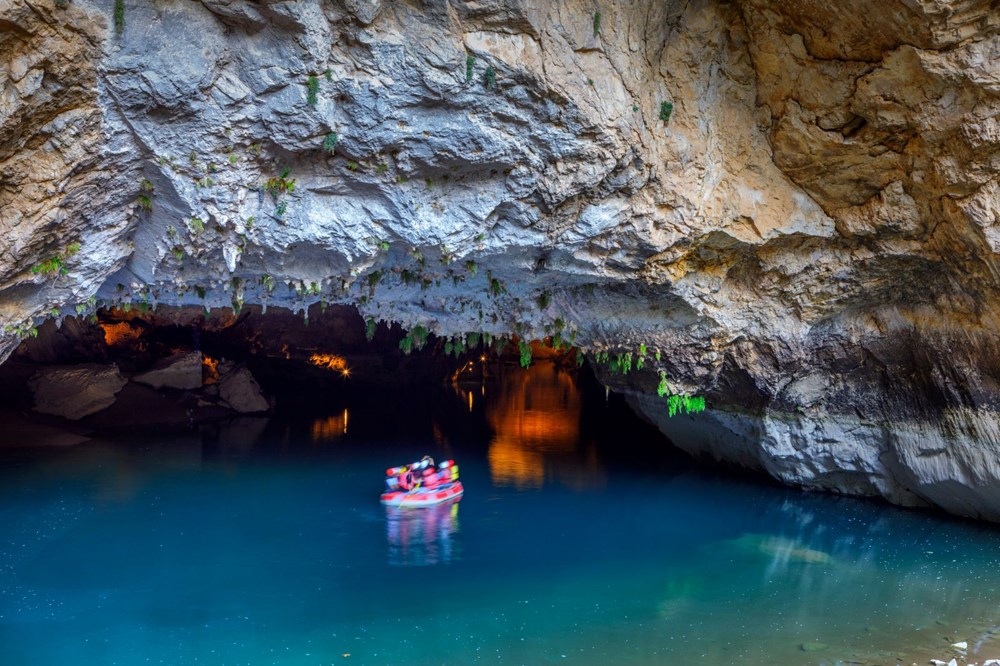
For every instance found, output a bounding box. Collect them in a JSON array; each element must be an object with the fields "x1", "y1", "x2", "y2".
[
  {"x1": 133, "y1": 351, "x2": 203, "y2": 390},
  {"x1": 217, "y1": 362, "x2": 270, "y2": 413},
  {"x1": 28, "y1": 364, "x2": 127, "y2": 420}
]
